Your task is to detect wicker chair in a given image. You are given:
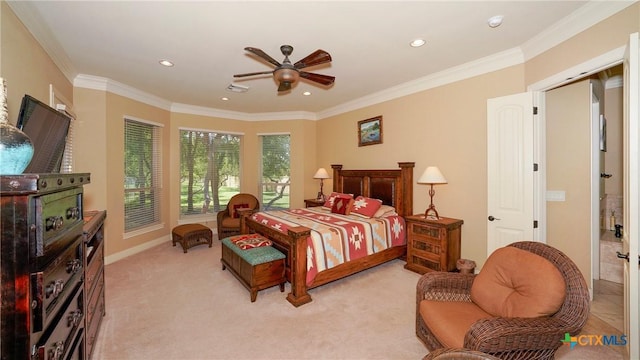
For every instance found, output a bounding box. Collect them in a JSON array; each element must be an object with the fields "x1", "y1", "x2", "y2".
[
  {"x1": 216, "y1": 193, "x2": 260, "y2": 239},
  {"x1": 416, "y1": 241, "x2": 590, "y2": 360},
  {"x1": 423, "y1": 348, "x2": 501, "y2": 360}
]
